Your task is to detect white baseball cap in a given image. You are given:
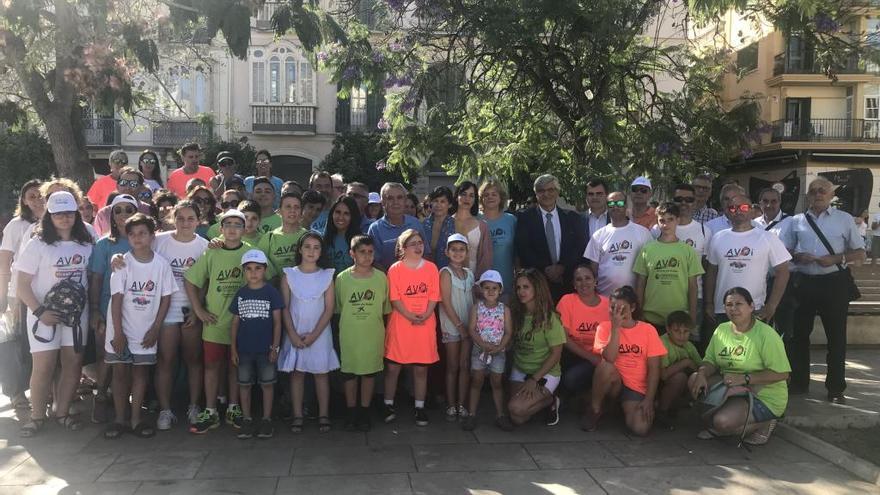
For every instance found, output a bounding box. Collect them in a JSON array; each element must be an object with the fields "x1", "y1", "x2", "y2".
[
  {"x1": 110, "y1": 194, "x2": 138, "y2": 208},
  {"x1": 46, "y1": 191, "x2": 78, "y2": 214},
  {"x1": 220, "y1": 209, "x2": 246, "y2": 225},
  {"x1": 241, "y1": 249, "x2": 268, "y2": 266},
  {"x1": 476, "y1": 270, "x2": 503, "y2": 289},
  {"x1": 631, "y1": 177, "x2": 652, "y2": 190},
  {"x1": 368, "y1": 192, "x2": 381, "y2": 204},
  {"x1": 446, "y1": 233, "x2": 469, "y2": 247}
]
